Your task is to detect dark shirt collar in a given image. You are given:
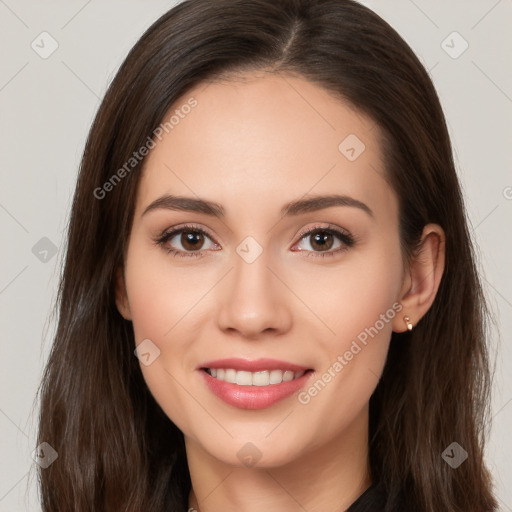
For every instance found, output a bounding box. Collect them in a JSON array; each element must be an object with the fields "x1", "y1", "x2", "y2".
[{"x1": 346, "y1": 483, "x2": 387, "y2": 512}]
